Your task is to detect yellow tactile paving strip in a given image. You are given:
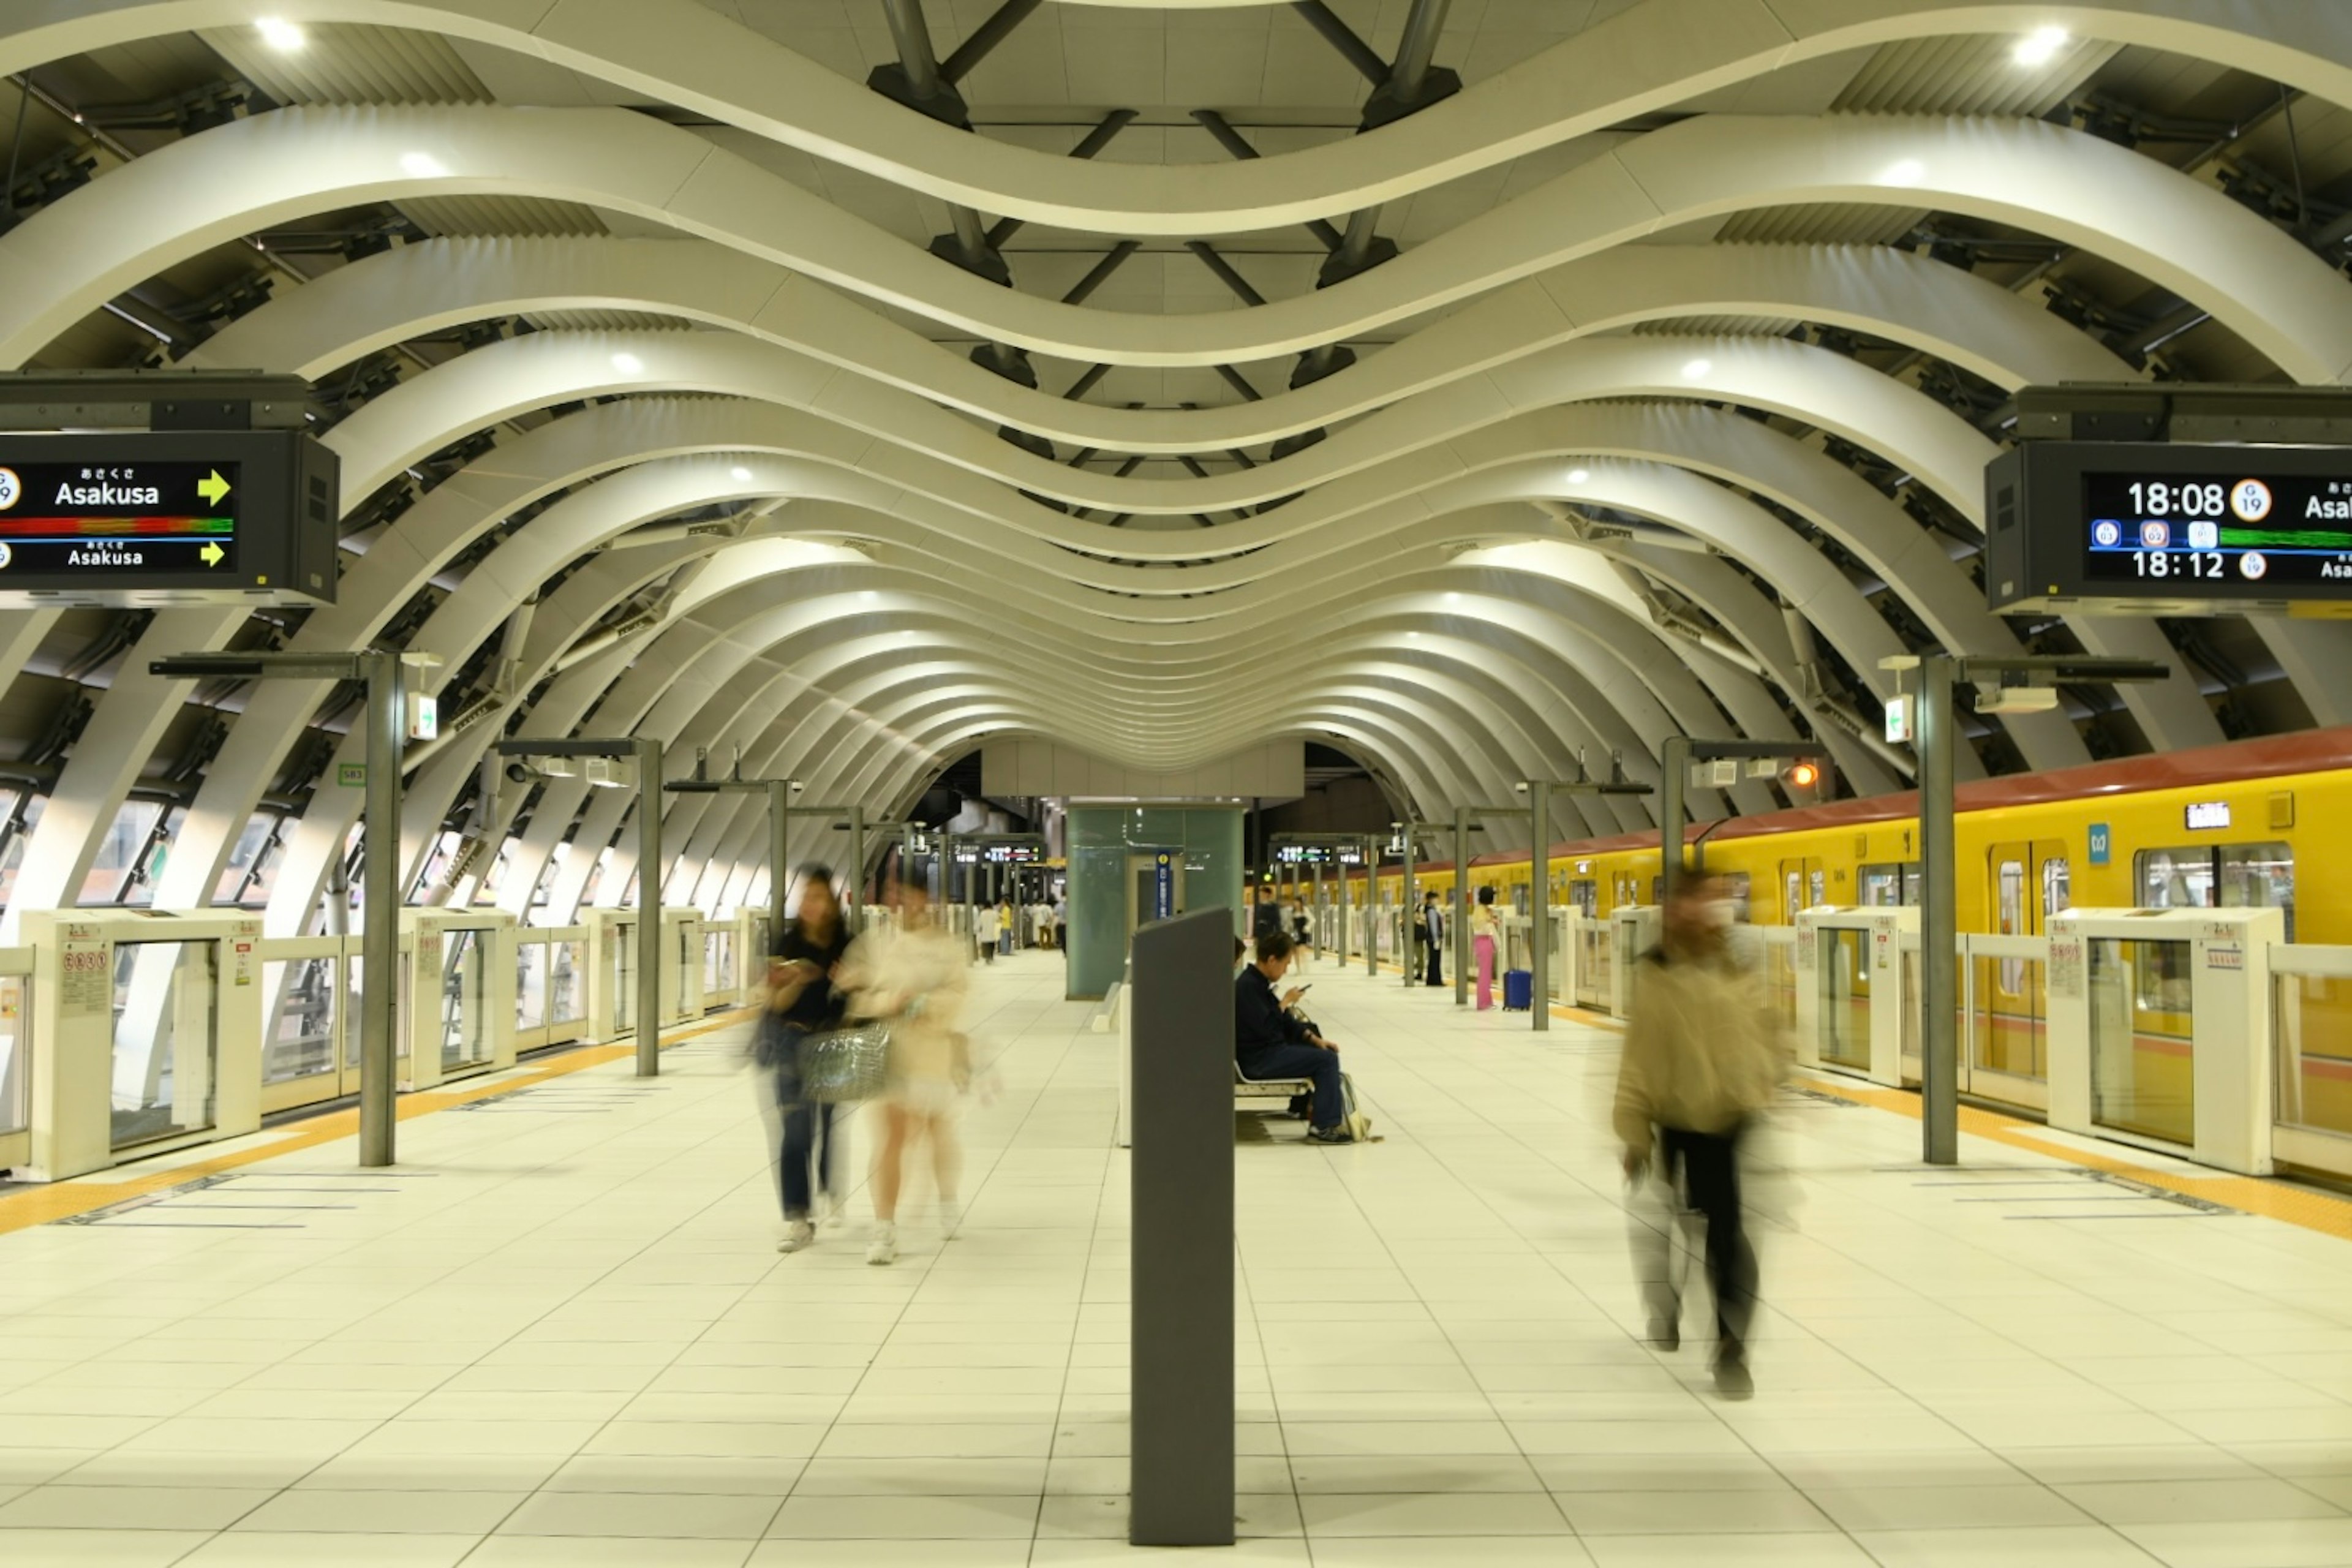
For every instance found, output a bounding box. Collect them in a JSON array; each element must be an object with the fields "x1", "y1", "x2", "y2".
[{"x1": 0, "y1": 1009, "x2": 756, "y2": 1237}]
